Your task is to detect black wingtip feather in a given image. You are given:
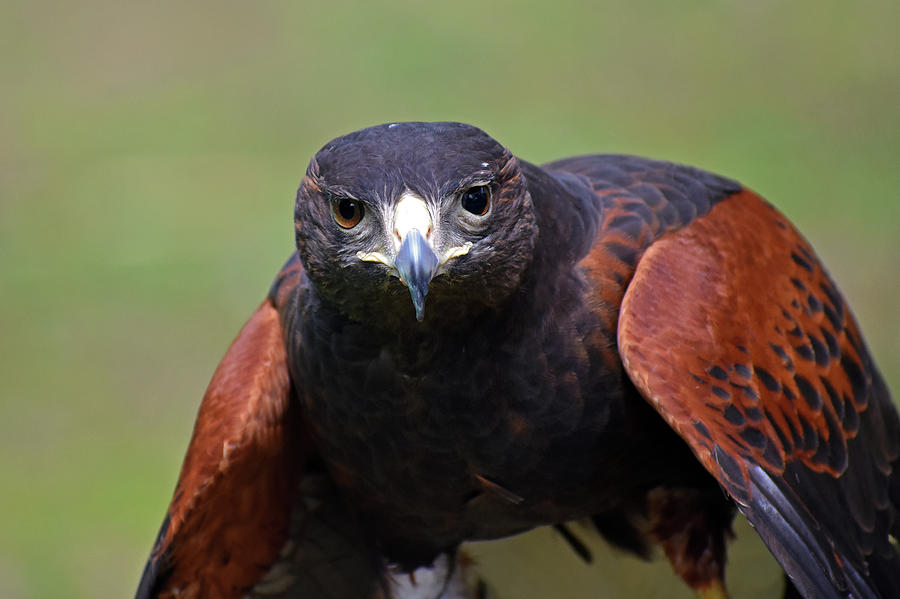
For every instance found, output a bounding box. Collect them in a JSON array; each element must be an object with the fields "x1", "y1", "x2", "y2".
[
  {"x1": 553, "y1": 523, "x2": 593, "y2": 564},
  {"x1": 745, "y1": 465, "x2": 880, "y2": 599},
  {"x1": 135, "y1": 515, "x2": 172, "y2": 599}
]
